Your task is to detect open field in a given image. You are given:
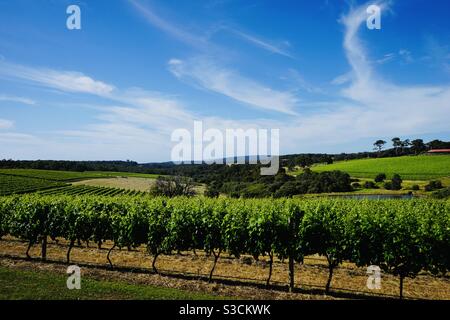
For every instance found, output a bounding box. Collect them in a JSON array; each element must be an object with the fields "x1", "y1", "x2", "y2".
[
  {"x1": 0, "y1": 169, "x2": 160, "y2": 182},
  {"x1": 73, "y1": 177, "x2": 155, "y2": 192},
  {"x1": 342, "y1": 177, "x2": 449, "y2": 195},
  {"x1": 0, "y1": 263, "x2": 223, "y2": 300},
  {"x1": 74, "y1": 177, "x2": 206, "y2": 194},
  {"x1": 0, "y1": 237, "x2": 448, "y2": 300},
  {"x1": 310, "y1": 155, "x2": 450, "y2": 180}
]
